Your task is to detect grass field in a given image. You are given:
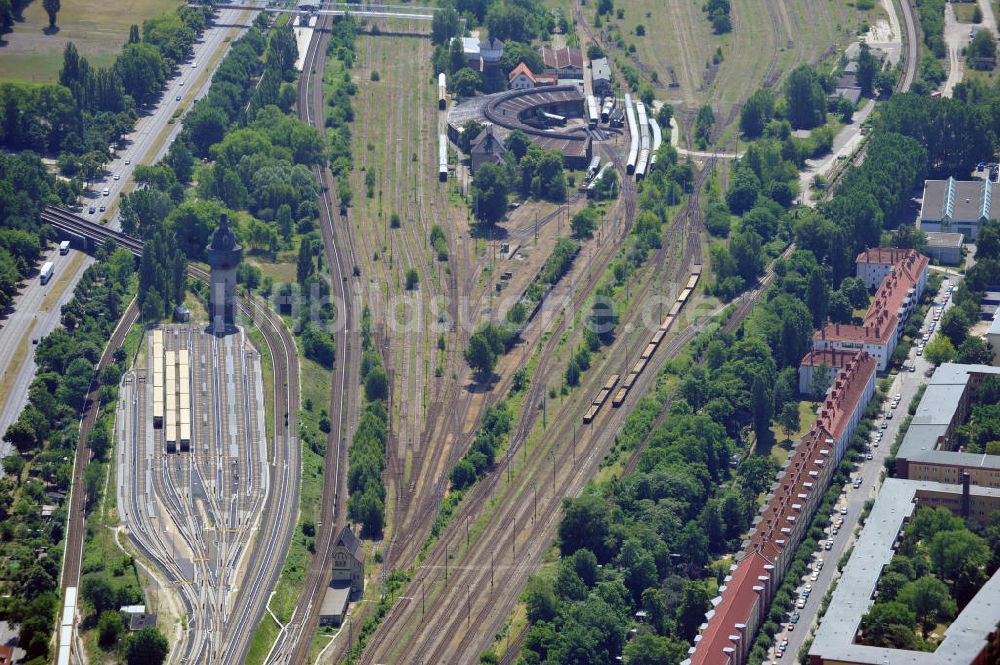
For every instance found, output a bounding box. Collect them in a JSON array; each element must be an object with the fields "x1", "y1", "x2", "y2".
[
  {"x1": 550, "y1": 0, "x2": 878, "y2": 147},
  {"x1": 952, "y1": 2, "x2": 981, "y2": 23},
  {"x1": 0, "y1": 0, "x2": 181, "y2": 82}
]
